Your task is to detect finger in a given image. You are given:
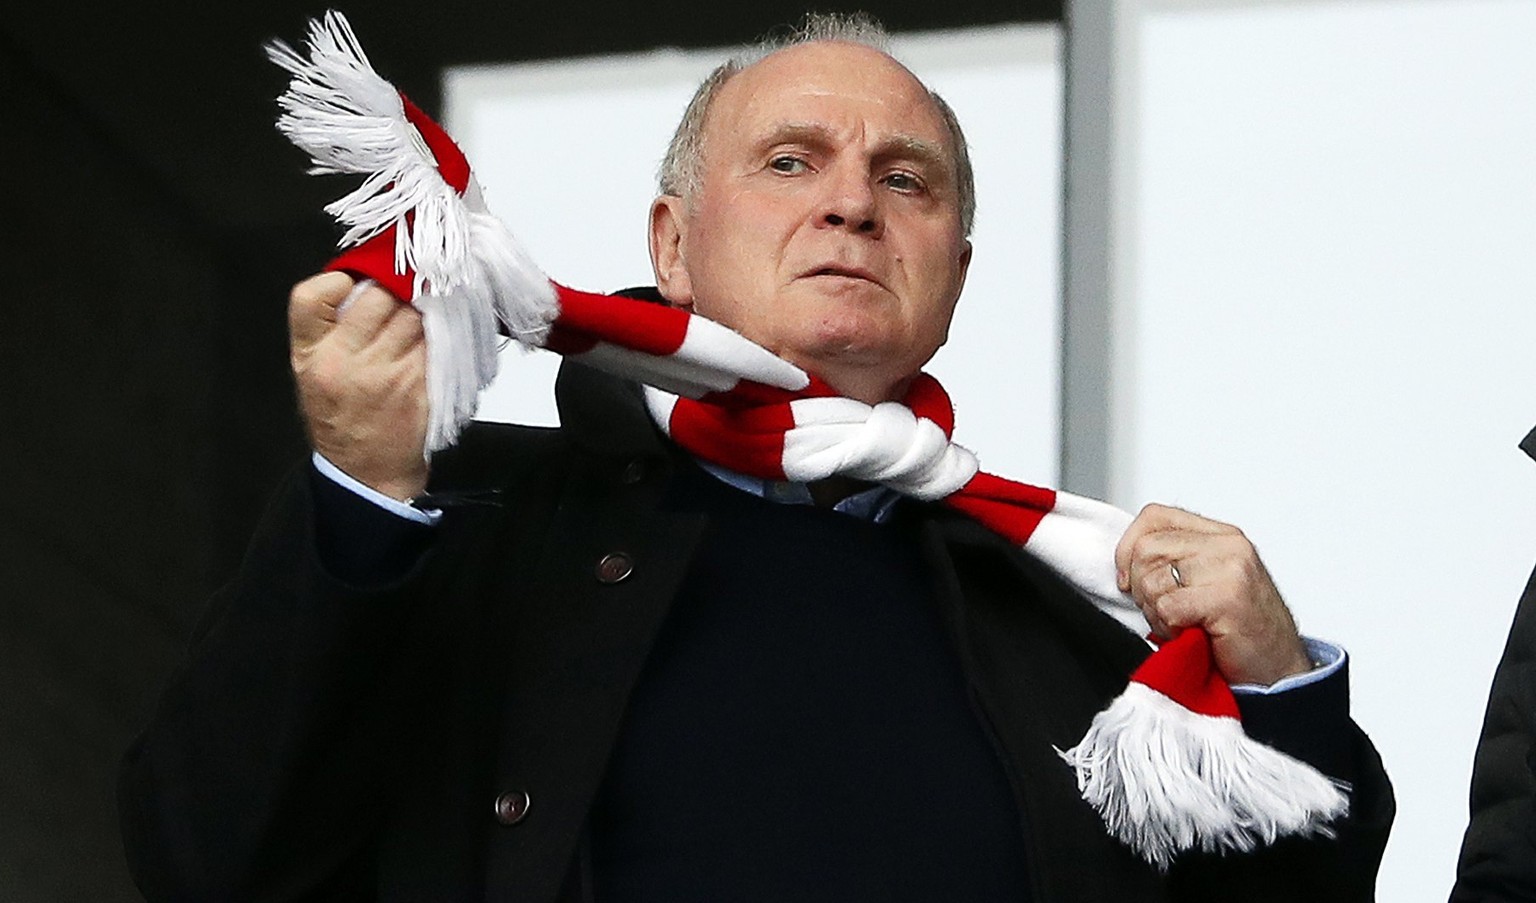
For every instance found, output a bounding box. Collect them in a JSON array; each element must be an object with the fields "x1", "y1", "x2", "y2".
[
  {"x1": 1142, "y1": 530, "x2": 1270, "y2": 599},
  {"x1": 1117, "y1": 502, "x2": 1230, "y2": 554},
  {"x1": 331, "y1": 284, "x2": 405, "y2": 352},
  {"x1": 1125, "y1": 555, "x2": 1189, "y2": 639},
  {"x1": 289, "y1": 271, "x2": 357, "y2": 347},
  {"x1": 1126, "y1": 553, "x2": 1166, "y2": 601},
  {"x1": 1118, "y1": 527, "x2": 1202, "y2": 597},
  {"x1": 1125, "y1": 532, "x2": 1215, "y2": 594},
  {"x1": 1146, "y1": 583, "x2": 1308, "y2": 684},
  {"x1": 371, "y1": 302, "x2": 426, "y2": 359},
  {"x1": 1140, "y1": 601, "x2": 1176, "y2": 641},
  {"x1": 336, "y1": 277, "x2": 377, "y2": 319},
  {"x1": 1142, "y1": 585, "x2": 1212, "y2": 635},
  {"x1": 1136, "y1": 557, "x2": 1186, "y2": 600},
  {"x1": 1115, "y1": 503, "x2": 1241, "y2": 590},
  {"x1": 1115, "y1": 504, "x2": 1188, "y2": 589}
]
